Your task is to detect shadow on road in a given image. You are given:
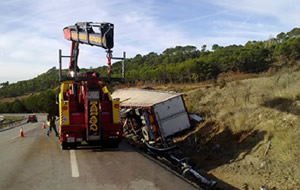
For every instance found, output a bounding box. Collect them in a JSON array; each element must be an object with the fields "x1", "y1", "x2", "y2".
[{"x1": 68, "y1": 142, "x2": 135, "y2": 153}]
